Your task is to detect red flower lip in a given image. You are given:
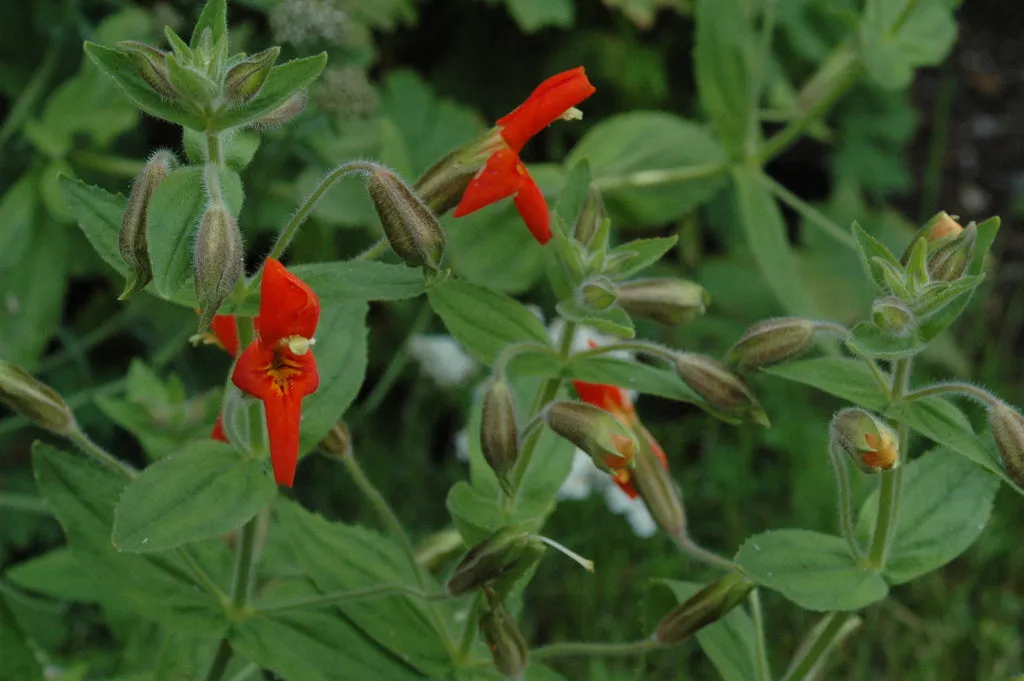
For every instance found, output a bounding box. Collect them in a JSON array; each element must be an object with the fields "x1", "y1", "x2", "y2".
[
  {"x1": 453, "y1": 67, "x2": 596, "y2": 245},
  {"x1": 231, "y1": 258, "x2": 321, "y2": 487}
]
